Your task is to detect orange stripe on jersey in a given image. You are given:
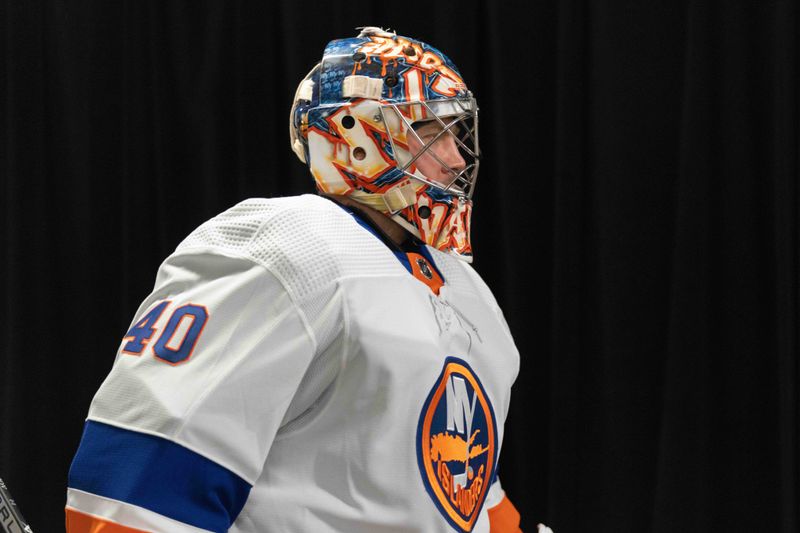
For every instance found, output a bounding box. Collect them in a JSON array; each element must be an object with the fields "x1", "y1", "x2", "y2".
[
  {"x1": 406, "y1": 252, "x2": 444, "y2": 295},
  {"x1": 488, "y1": 495, "x2": 523, "y2": 533},
  {"x1": 66, "y1": 507, "x2": 149, "y2": 533}
]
